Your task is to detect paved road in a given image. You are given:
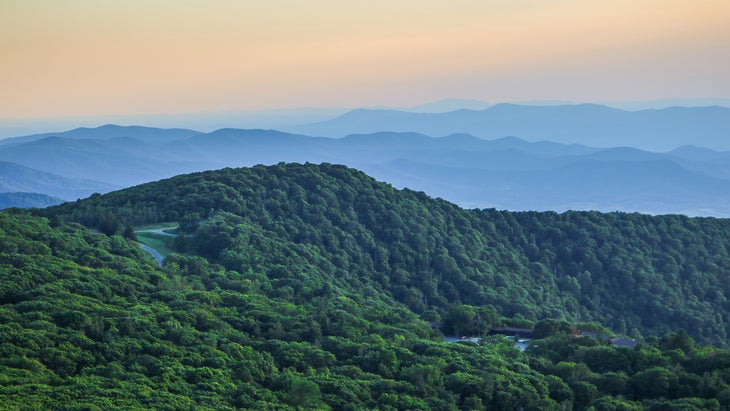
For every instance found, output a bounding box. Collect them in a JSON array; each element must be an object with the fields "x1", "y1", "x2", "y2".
[
  {"x1": 136, "y1": 225, "x2": 183, "y2": 266},
  {"x1": 139, "y1": 244, "x2": 163, "y2": 267},
  {"x1": 136, "y1": 227, "x2": 179, "y2": 237}
]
